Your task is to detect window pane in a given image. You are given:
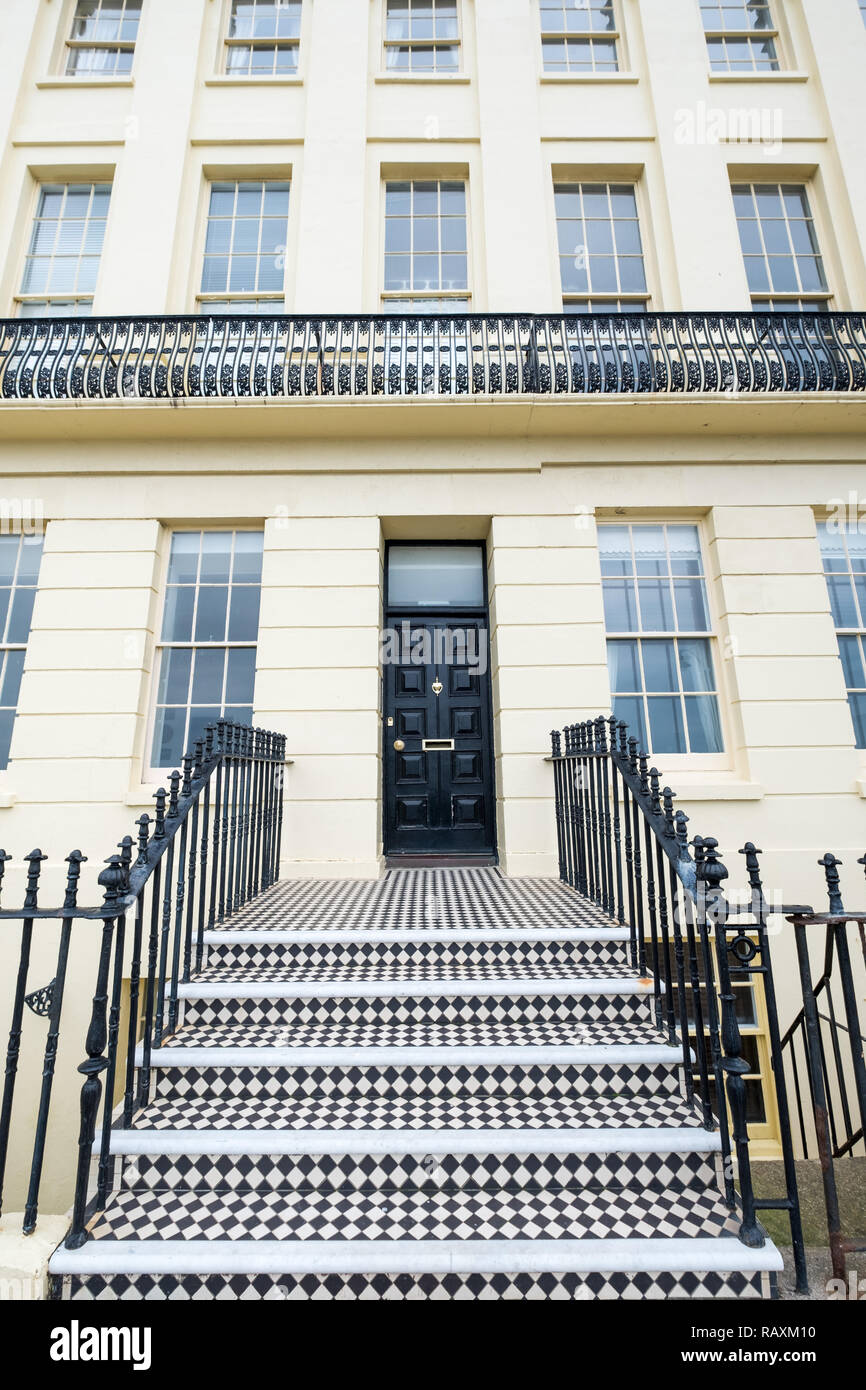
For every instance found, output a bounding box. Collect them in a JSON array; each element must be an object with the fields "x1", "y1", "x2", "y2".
[
  {"x1": 674, "y1": 577, "x2": 710, "y2": 631},
  {"x1": 167, "y1": 532, "x2": 200, "y2": 584},
  {"x1": 226, "y1": 646, "x2": 257, "y2": 703},
  {"x1": 161, "y1": 586, "x2": 195, "y2": 642},
  {"x1": 648, "y1": 696, "x2": 686, "y2": 754},
  {"x1": 157, "y1": 647, "x2": 192, "y2": 705},
  {"x1": 642, "y1": 639, "x2": 679, "y2": 693},
  {"x1": 195, "y1": 586, "x2": 229, "y2": 641},
  {"x1": 612, "y1": 695, "x2": 647, "y2": 751},
  {"x1": 191, "y1": 647, "x2": 226, "y2": 704},
  {"x1": 602, "y1": 579, "x2": 638, "y2": 632},
  {"x1": 6, "y1": 588, "x2": 36, "y2": 643},
  {"x1": 685, "y1": 695, "x2": 724, "y2": 753},
  {"x1": 228, "y1": 585, "x2": 261, "y2": 640},
  {"x1": 387, "y1": 544, "x2": 484, "y2": 607},
  {"x1": 678, "y1": 638, "x2": 716, "y2": 692},
  {"x1": 0, "y1": 708, "x2": 15, "y2": 770},
  {"x1": 0, "y1": 649, "x2": 25, "y2": 708},
  {"x1": 638, "y1": 578, "x2": 674, "y2": 631},
  {"x1": 607, "y1": 639, "x2": 641, "y2": 692}
]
